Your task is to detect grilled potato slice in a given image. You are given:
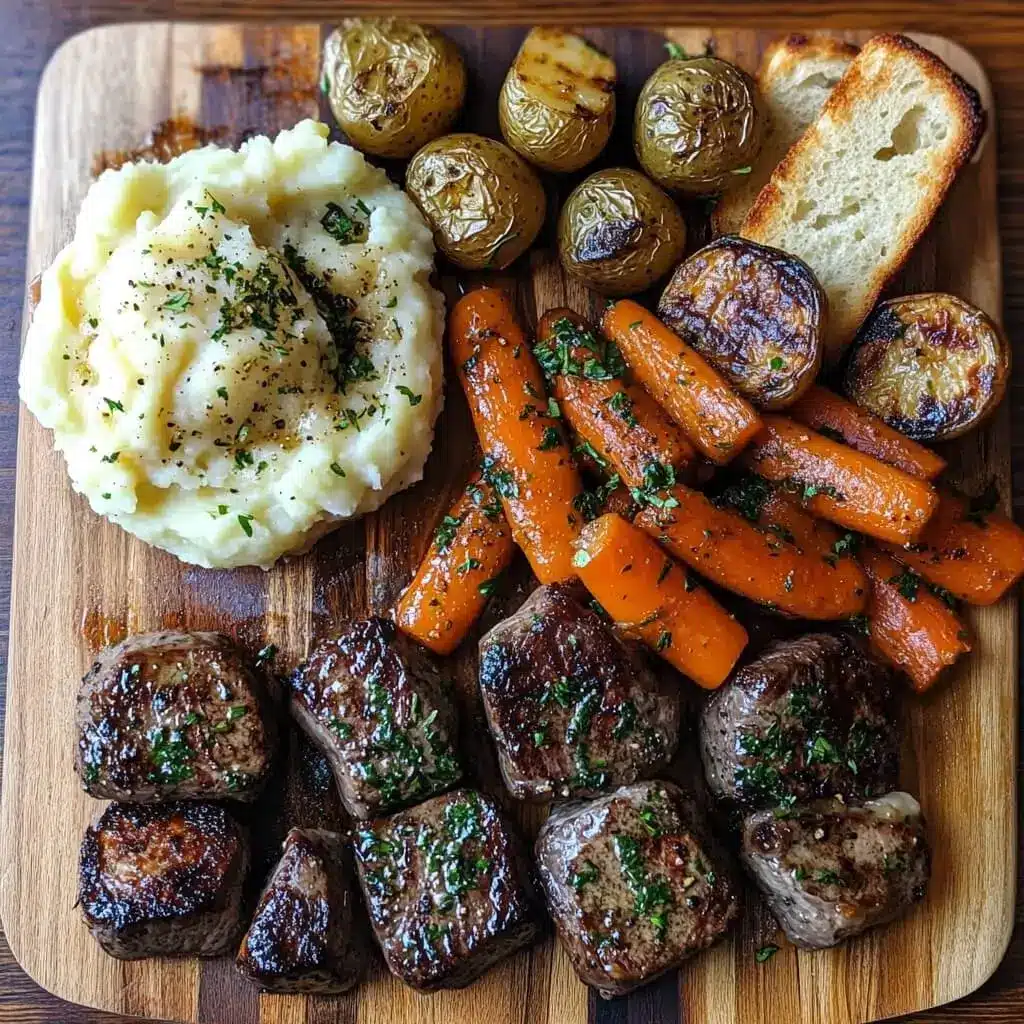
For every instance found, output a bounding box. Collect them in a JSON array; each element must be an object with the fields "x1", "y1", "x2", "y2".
[
  {"x1": 322, "y1": 19, "x2": 466, "y2": 158},
  {"x1": 498, "y1": 28, "x2": 616, "y2": 173},
  {"x1": 657, "y1": 236, "x2": 826, "y2": 409},
  {"x1": 843, "y1": 293, "x2": 1010, "y2": 441}
]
